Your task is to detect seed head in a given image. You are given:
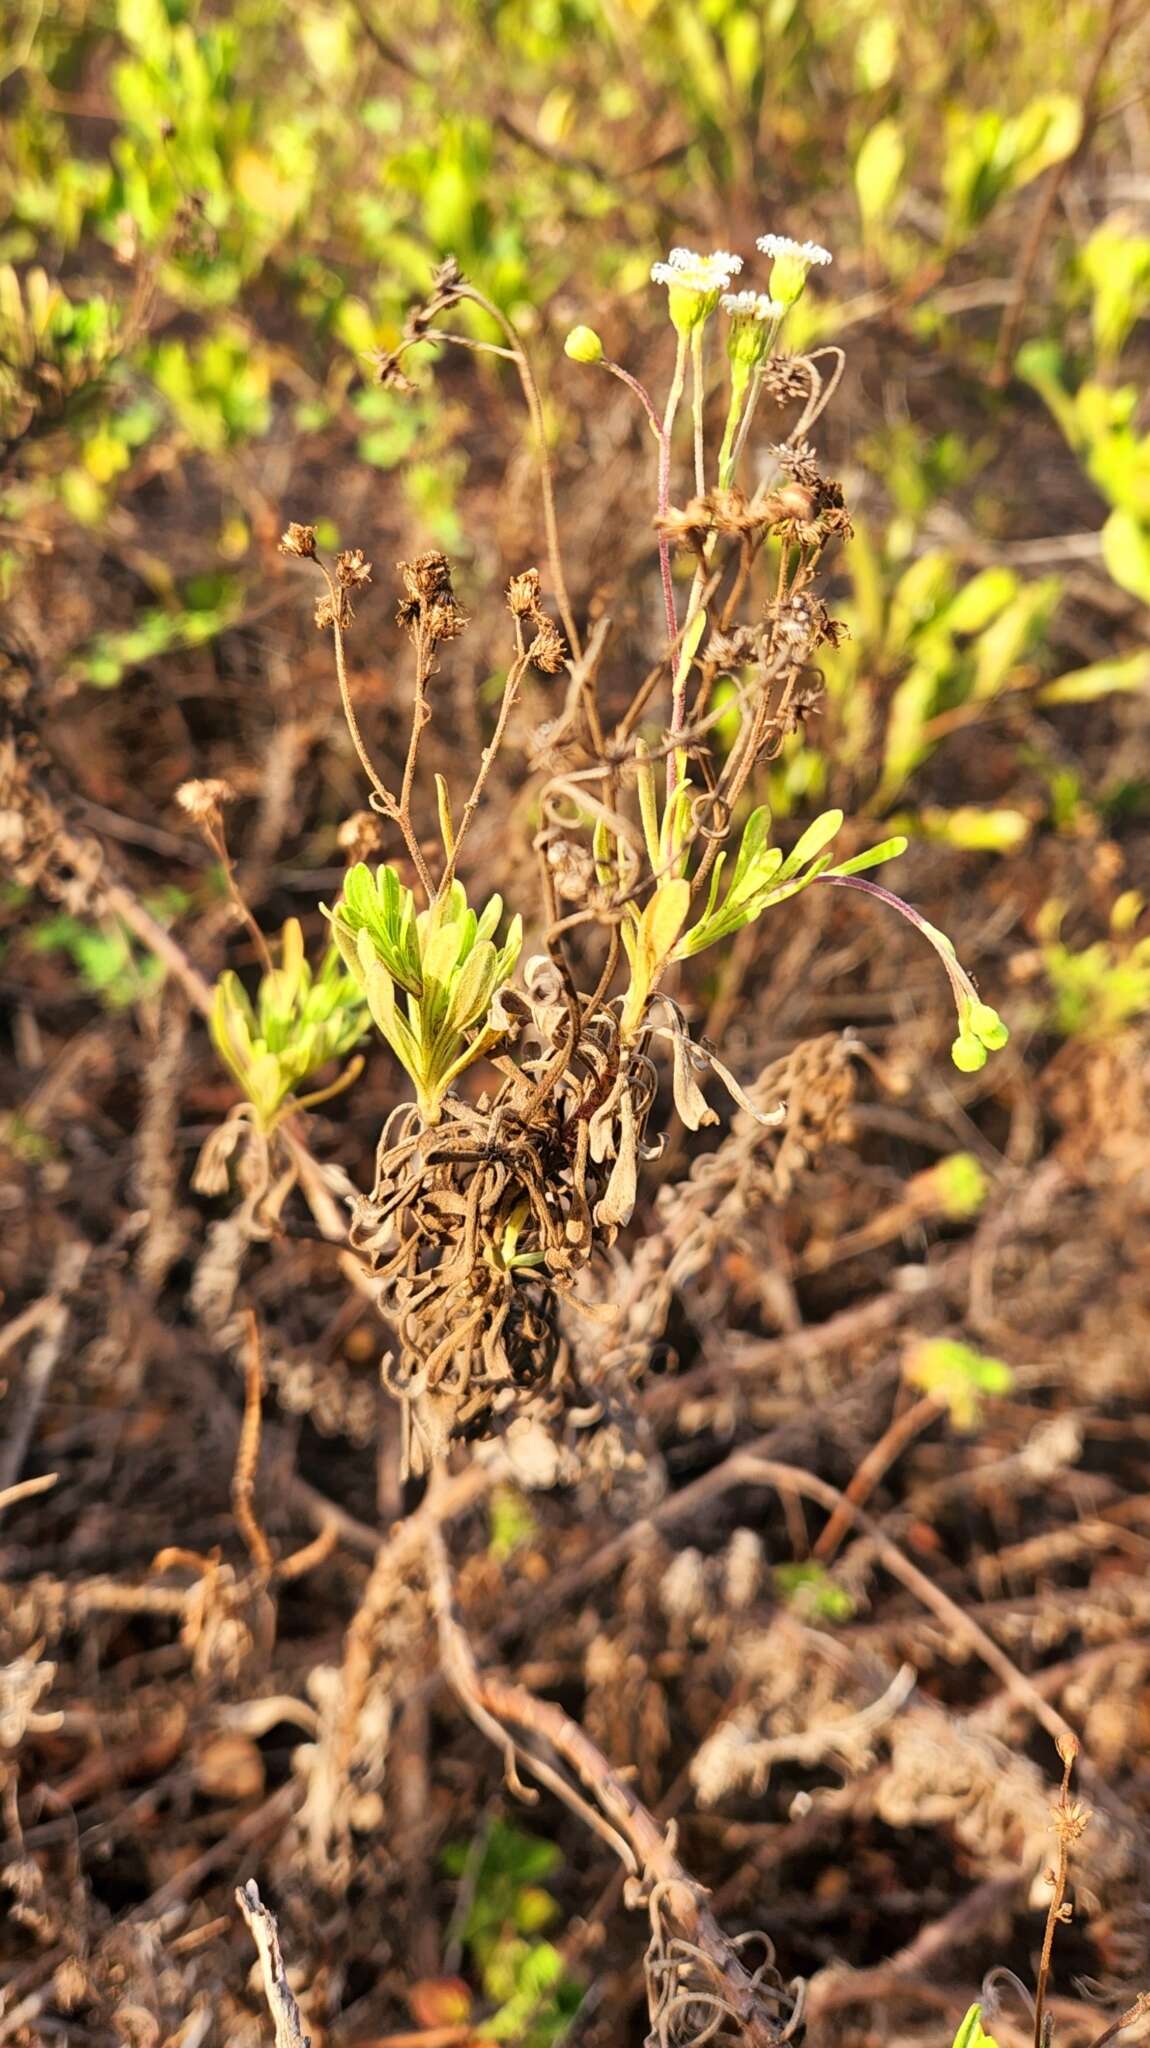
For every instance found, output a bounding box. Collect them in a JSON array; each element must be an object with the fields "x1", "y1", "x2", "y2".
[
  {"x1": 396, "y1": 551, "x2": 468, "y2": 643},
  {"x1": 175, "y1": 777, "x2": 235, "y2": 826},
  {"x1": 527, "y1": 618, "x2": 568, "y2": 675},
  {"x1": 506, "y1": 568, "x2": 543, "y2": 617},
  {"x1": 336, "y1": 547, "x2": 373, "y2": 591},
  {"x1": 337, "y1": 810, "x2": 383, "y2": 864},
  {"x1": 279, "y1": 522, "x2": 317, "y2": 560}
]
